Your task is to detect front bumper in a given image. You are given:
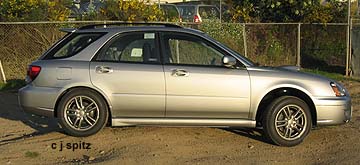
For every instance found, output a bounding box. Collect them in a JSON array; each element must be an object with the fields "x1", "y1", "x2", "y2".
[
  {"x1": 314, "y1": 96, "x2": 352, "y2": 126},
  {"x1": 18, "y1": 85, "x2": 61, "y2": 117}
]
